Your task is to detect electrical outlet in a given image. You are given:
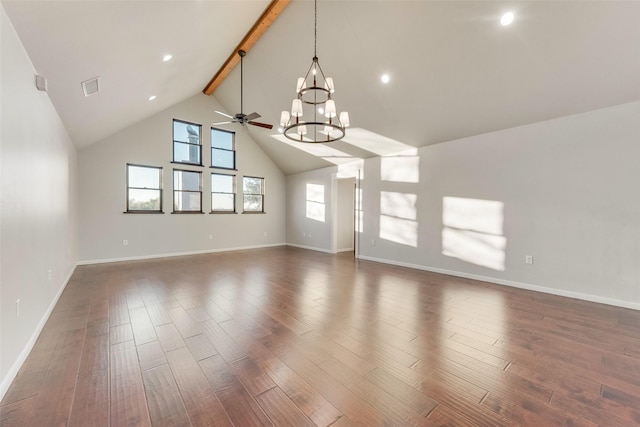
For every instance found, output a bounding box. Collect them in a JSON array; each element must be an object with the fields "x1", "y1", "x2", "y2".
[
  {"x1": 263, "y1": 231, "x2": 267, "y2": 237},
  {"x1": 208, "y1": 234, "x2": 213, "y2": 240},
  {"x1": 16, "y1": 299, "x2": 20, "y2": 318},
  {"x1": 525, "y1": 255, "x2": 533, "y2": 264},
  {"x1": 371, "y1": 238, "x2": 376, "y2": 246},
  {"x1": 47, "y1": 269, "x2": 52, "y2": 281},
  {"x1": 303, "y1": 232, "x2": 306, "y2": 237},
  {"x1": 123, "y1": 239, "x2": 128, "y2": 246},
  {"x1": 308, "y1": 233, "x2": 311, "y2": 238}
]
